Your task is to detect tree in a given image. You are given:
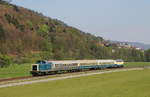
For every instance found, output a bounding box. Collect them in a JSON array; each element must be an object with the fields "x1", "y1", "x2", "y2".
[
  {"x1": 0, "y1": 0, "x2": 12, "y2": 4},
  {"x1": 145, "y1": 49, "x2": 150, "y2": 62},
  {"x1": 0, "y1": 0, "x2": 12, "y2": 2}
]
